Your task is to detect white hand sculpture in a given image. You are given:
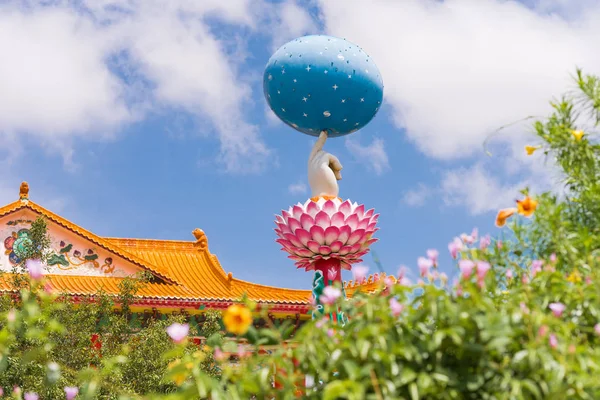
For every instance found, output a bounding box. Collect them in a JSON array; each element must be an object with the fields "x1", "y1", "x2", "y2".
[{"x1": 308, "y1": 130, "x2": 343, "y2": 198}]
